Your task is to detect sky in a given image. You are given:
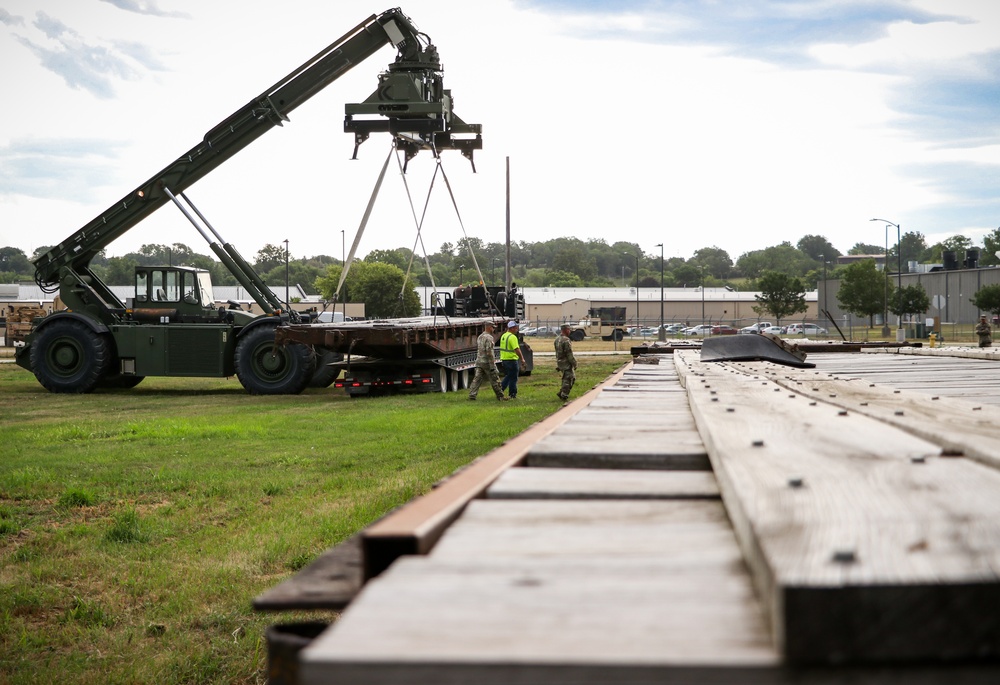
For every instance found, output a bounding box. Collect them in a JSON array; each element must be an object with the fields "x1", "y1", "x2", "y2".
[{"x1": 1, "y1": 0, "x2": 998, "y2": 268}]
